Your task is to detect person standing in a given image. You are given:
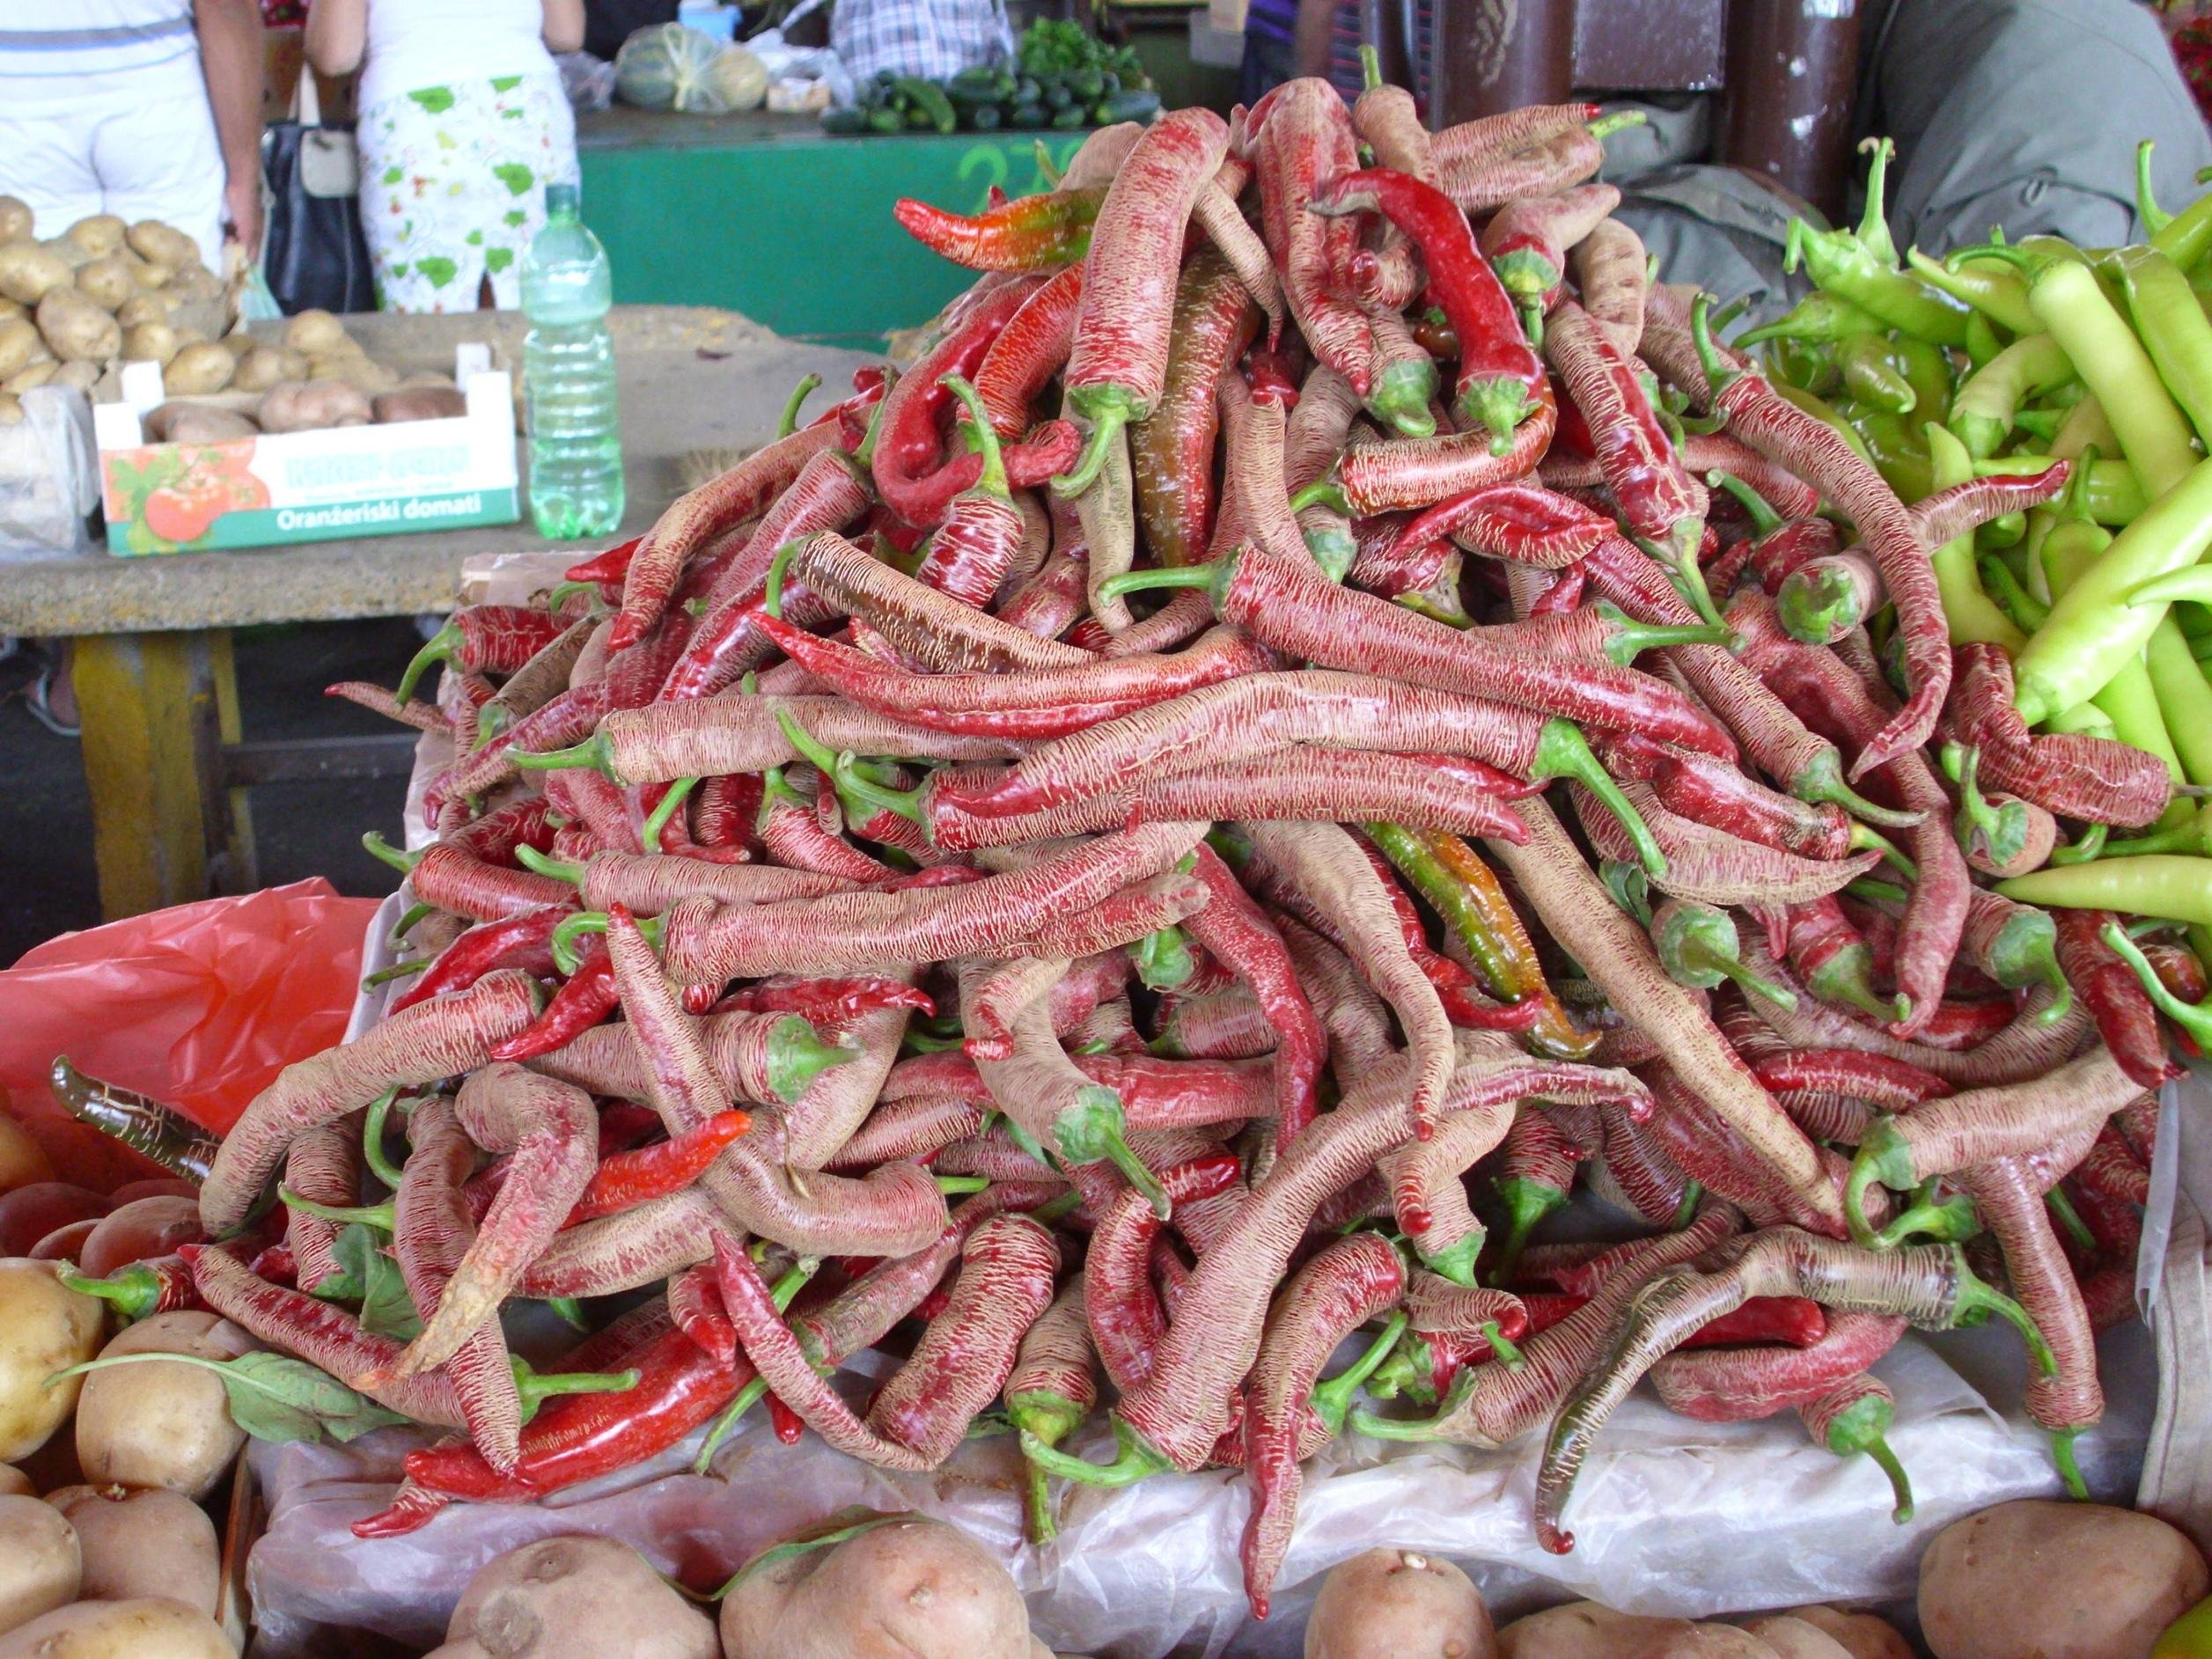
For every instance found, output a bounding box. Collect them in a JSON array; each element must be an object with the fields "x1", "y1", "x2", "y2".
[
  {"x1": 306, "y1": 0, "x2": 585, "y2": 312},
  {"x1": 0, "y1": 0, "x2": 266, "y2": 268}
]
